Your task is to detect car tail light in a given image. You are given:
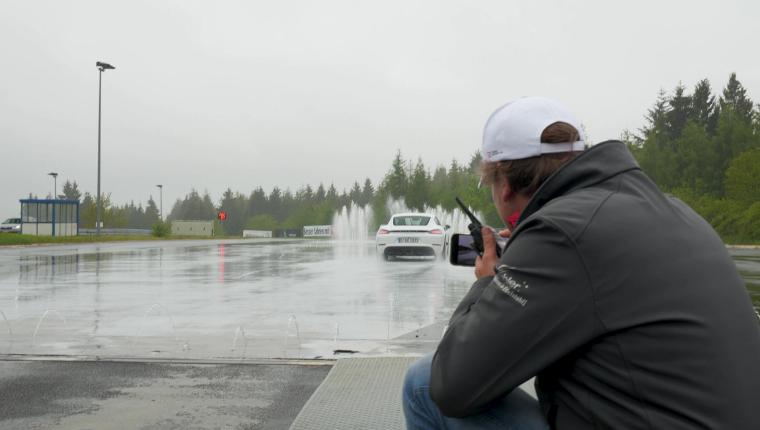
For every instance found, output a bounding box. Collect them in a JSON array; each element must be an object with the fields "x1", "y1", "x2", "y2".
[
  {"x1": 378, "y1": 229, "x2": 390, "y2": 235},
  {"x1": 429, "y1": 229, "x2": 443, "y2": 235}
]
